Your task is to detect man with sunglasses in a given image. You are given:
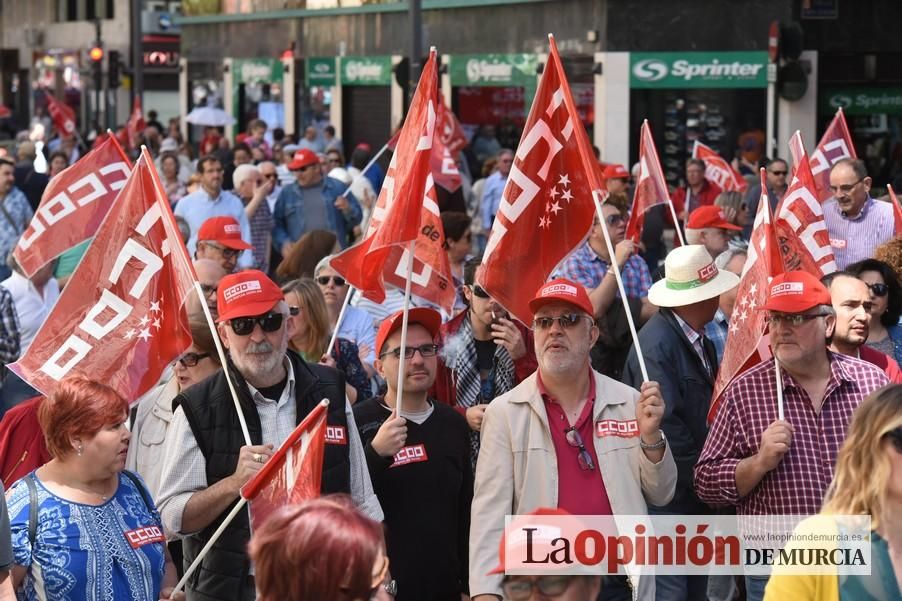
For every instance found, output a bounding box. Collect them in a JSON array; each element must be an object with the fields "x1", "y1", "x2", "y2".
[
  {"x1": 272, "y1": 148, "x2": 362, "y2": 255},
  {"x1": 353, "y1": 308, "x2": 472, "y2": 601},
  {"x1": 195, "y1": 215, "x2": 253, "y2": 275},
  {"x1": 695, "y1": 271, "x2": 888, "y2": 601},
  {"x1": 470, "y1": 278, "x2": 676, "y2": 601},
  {"x1": 622, "y1": 244, "x2": 739, "y2": 601},
  {"x1": 316, "y1": 257, "x2": 377, "y2": 372},
  {"x1": 821, "y1": 272, "x2": 902, "y2": 384},
  {"x1": 824, "y1": 158, "x2": 894, "y2": 270},
  {"x1": 156, "y1": 270, "x2": 382, "y2": 601}
]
